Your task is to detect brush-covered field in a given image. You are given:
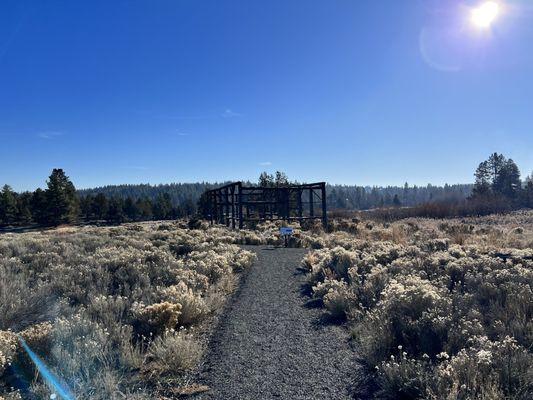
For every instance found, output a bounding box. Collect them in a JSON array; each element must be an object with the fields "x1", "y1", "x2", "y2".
[
  {"x1": 0, "y1": 222, "x2": 255, "y2": 399},
  {"x1": 1, "y1": 211, "x2": 532, "y2": 400},
  {"x1": 298, "y1": 211, "x2": 533, "y2": 399}
]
